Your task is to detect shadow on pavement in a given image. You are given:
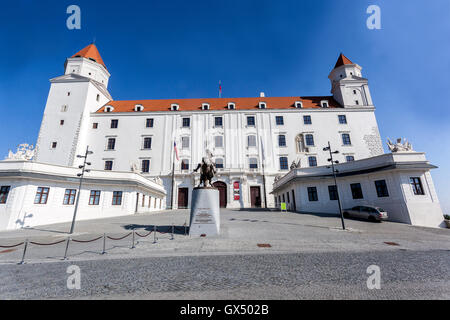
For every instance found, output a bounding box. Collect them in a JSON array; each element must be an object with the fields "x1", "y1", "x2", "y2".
[{"x1": 122, "y1": 224, "x2": 188, "y2": 235}]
